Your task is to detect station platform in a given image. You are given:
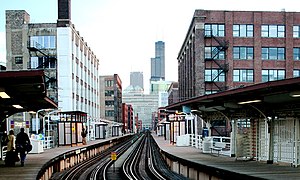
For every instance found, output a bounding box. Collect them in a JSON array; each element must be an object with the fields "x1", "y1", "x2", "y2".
[
  {"x1": 0, "y1": 137, "x2": 117, "y2": 180},
  {"x1": 152, "y1": 134, "x2": 300, "y2": 180},
  {"x1": 1, "y1": 133, "x2": 300, "y2": 180}
]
